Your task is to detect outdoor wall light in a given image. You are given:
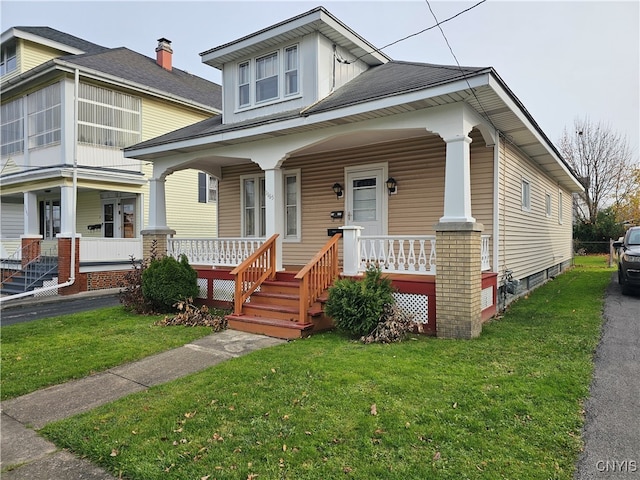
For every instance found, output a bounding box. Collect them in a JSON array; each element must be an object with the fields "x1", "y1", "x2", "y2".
[
  {"x1": 332, "y1": 183, "x2": 344, "y2": 199},
  {"x1": 386, "y1": 177, "x2": 397, "y2": 195}
]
